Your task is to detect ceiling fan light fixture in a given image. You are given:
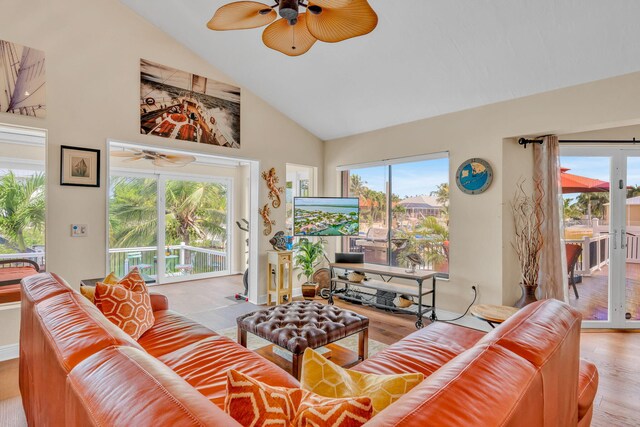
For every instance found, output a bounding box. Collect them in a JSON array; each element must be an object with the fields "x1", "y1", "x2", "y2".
[{"x1": 278, "y1": 0, "x2": 299, "y2": 20}]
